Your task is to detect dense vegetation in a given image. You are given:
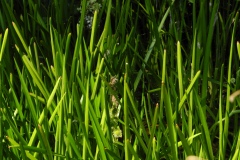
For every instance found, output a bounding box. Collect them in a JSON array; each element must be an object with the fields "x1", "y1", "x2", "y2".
[{"x1": 0, "y1": 0, "x2": 240, "y2": 159}]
